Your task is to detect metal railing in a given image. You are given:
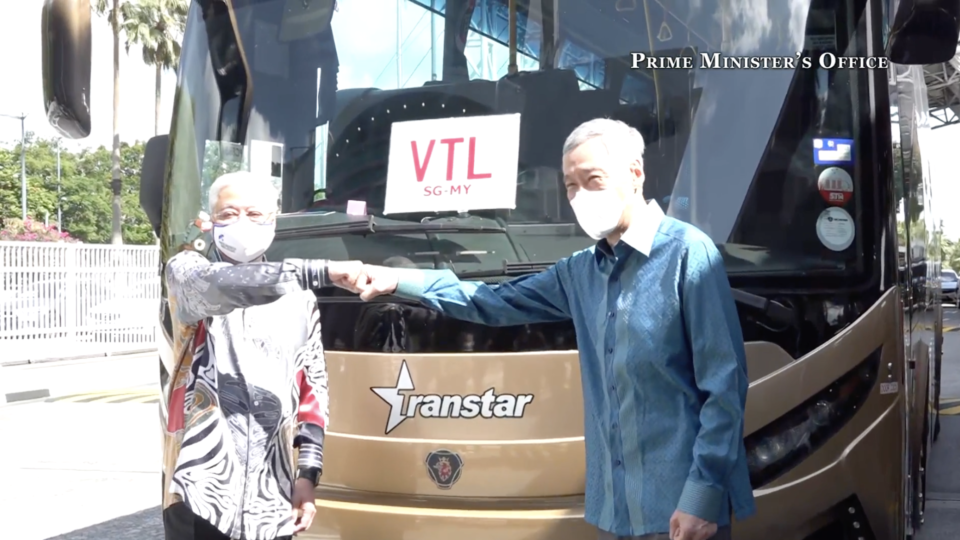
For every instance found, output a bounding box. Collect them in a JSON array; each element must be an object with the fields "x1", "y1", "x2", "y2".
[{"x1": 0, "y1": 241, "x2": 161, "y2": 364}]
